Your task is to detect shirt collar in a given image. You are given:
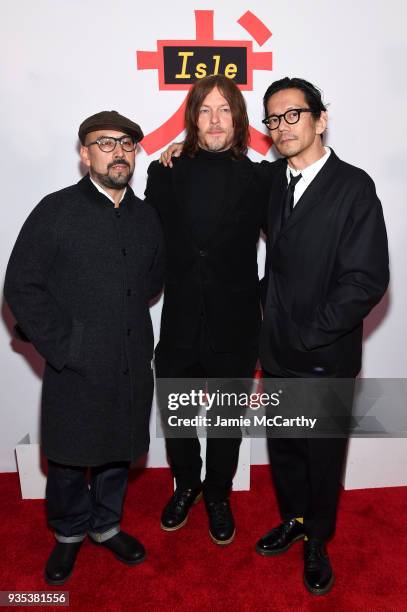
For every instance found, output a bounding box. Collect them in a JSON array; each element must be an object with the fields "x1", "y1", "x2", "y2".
[
  {"x1": 89, "y1": 175, "x2": 127, "y2": 205},
  {"x1": 286, "y1": 146, "x2": 331, "y2": 185}
]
